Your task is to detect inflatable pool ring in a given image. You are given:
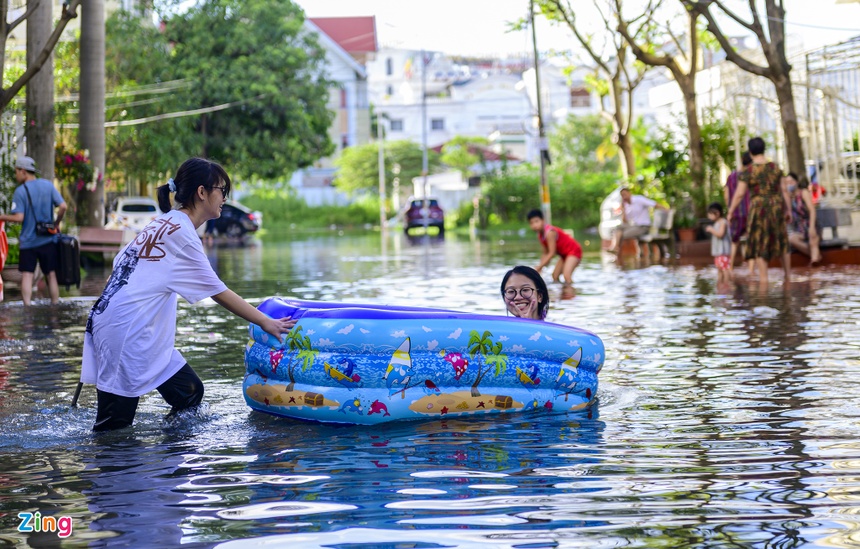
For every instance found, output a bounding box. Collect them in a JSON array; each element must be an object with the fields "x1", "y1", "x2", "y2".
[{"x1": 243, "y1": 298, "x2": 604, "y2": 424}]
